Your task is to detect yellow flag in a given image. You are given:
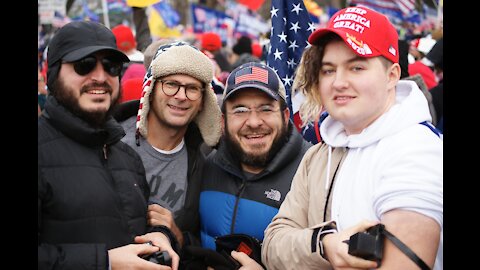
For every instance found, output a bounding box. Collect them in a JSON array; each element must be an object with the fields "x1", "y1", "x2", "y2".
[
  {"x1": 148, "y1": 8, "x2": 181, "y2": 39},
  {"x1": 304, "y1": 0, "x2": 323, "y2": 17},
  {"x1": 126, "y1": 0, "x2": 159, "y2": 8}
]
